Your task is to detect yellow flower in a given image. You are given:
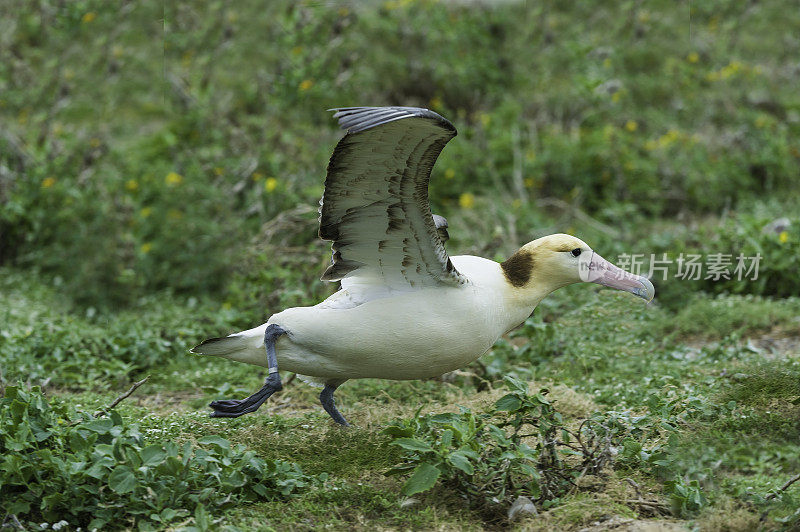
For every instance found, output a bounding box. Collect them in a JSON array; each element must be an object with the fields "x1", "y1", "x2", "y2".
[
  {"x1": 458, "y1": 192, "x2": 475, "y2": 209},
  {"x1": 644, "y1": 140, "x2": 657, "y2": 151},
  {"x1": 657, "y1": 129, "x2": 681, "y2": 148},
  {"x1": 165, "y1": 172, "x2": 183, "y2": 186},
  {"x1": 125, "y1": 179, "x2": 139, "y2": 192},
  {"x1": 41, "y1": 177, "x2": 56, "y2": 188},
  {"x1": 81, "y1": 12, "x2": 96, "y2": 23},
  {"x1": 611, "y1": 92, "x2": 622, "y2": 103},
  {"x1": 338, "y1": 7, "x2": 350, "y2": 16},
  {"x1": 429, "y1": 96, "x2": 442, "y2": 109},
  {"x1": 291, "y1": 46, "x2": 304, "y2": 56},
  {"x1": 112, "y1": 45, "x2": 123, "y2": 59},
  {"x1": 299, "y1": 79, "x2": 314, "y2": 92},
  {"x1": 511, "y1": 198, "x2": 522, "y2": 209},
  {"x1": 140, "y1": 207, "x2": 153, "y2": 218},
  {"x1": 524, "y1": 177, "x2": 535, "y2": 188},
  {"x1": 478, "y1": 113, "x2": 491, "y2": 128},
  {"x1": 168, "y1": 209, "x2": 183, "y2": 219},
  {"x1": 603, "y1": 58, "x2": 612, "y2": 68},
  {"x1": 779, "y1": 231, "x2": 789, "y2": 244},
  {"x1": 140, "y1": 242, "x2": 152, "y2": 254},
  {"x1": 252, "y1": 171, "x2": 264, "y2": 181},
  {"x1": 214, "y1": 167, "x2": 224, "y2": 176},
  {"x1": 625, "y1": 120, "x2": 638, "y2": 132},
  {"x1": 444, "y1": 168, "x2": 455, "y2": 180},
  {"x1": 754, "y1": 115, "x2": 769, "y2": 129},
  {"x1": 264, "y1": 177, "x2": 278, "y2": 193},
  {"x1": 687, "y1": 52, "x2": 699, "y2": 64},
  {"x1": 222, "y1": 302, "x2": 232, "y2": 310}
]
